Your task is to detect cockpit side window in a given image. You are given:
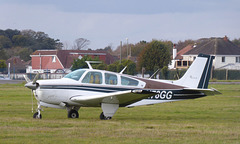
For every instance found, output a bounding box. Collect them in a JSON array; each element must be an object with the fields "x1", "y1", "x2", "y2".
[
  {"x1": 64, "y1": 69, "x2": 86, "y2": 81},
  {"x1": 105, "y1": 73, "x2": 117, "y2": 85},
  {"x1": 82, "y1": 71, "x2": 102, "y2": 84},
  {"x1": 121, "y1": 76, "x2": 139, "y2": 86}
]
